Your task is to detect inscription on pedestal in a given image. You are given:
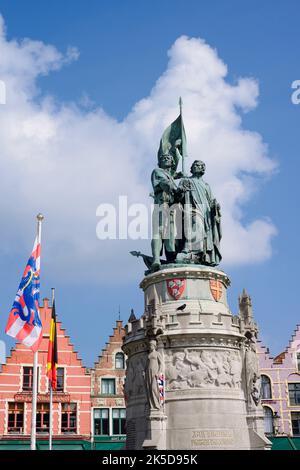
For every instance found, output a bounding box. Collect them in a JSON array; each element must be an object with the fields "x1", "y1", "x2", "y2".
[{"x1": 191, "y1": 429, "x2": 234, "y2": 448}]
